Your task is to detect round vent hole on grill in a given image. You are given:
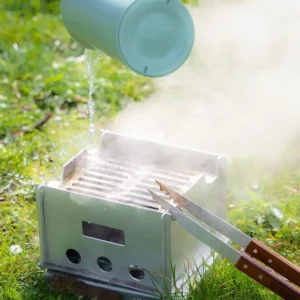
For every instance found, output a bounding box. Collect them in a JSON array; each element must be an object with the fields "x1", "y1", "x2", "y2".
[
  {"x1": 129, "y1": 265, "x2": 145, "y2": 280},
  {"x1": 66, "y1": 249, "x2": 81, "y2": 264},
  {"x1": 97, "y1": 256, "x2": 113, "y2": 272}
]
